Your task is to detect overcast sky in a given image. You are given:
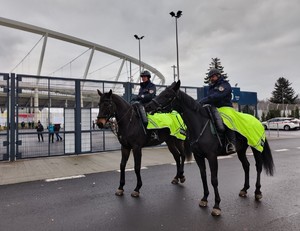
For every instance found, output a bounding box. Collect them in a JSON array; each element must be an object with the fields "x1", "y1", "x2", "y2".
[{"x1": 0, "y1": 0, "x2": 300, "y2": 100}]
